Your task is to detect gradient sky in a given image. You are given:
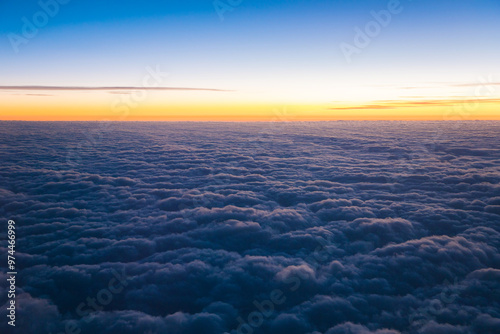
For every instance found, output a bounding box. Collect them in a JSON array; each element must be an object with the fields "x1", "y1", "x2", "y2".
[{"x1": 0, "y1": 0, "x2": 499, "y2": 120}]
